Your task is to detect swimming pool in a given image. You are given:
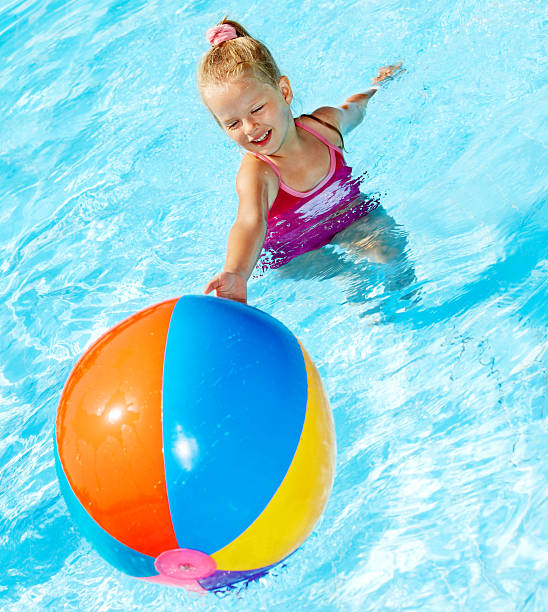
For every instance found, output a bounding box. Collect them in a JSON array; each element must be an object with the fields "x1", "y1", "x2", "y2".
[{"x1": 1, "y1": 0, "x2": 546, "y2": 609}]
